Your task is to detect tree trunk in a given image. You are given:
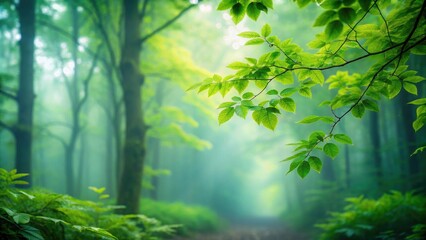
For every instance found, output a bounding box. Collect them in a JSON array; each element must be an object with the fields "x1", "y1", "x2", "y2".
[
  {"x1": 117, "y1": 0, "x2": 146, "y2": 214},
  {"x1": 369, "y1": 112, "x2": 383, "y2": 189},
  {"x1": 15, "y1": 0, "x2": 36, "y2": 187}
]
